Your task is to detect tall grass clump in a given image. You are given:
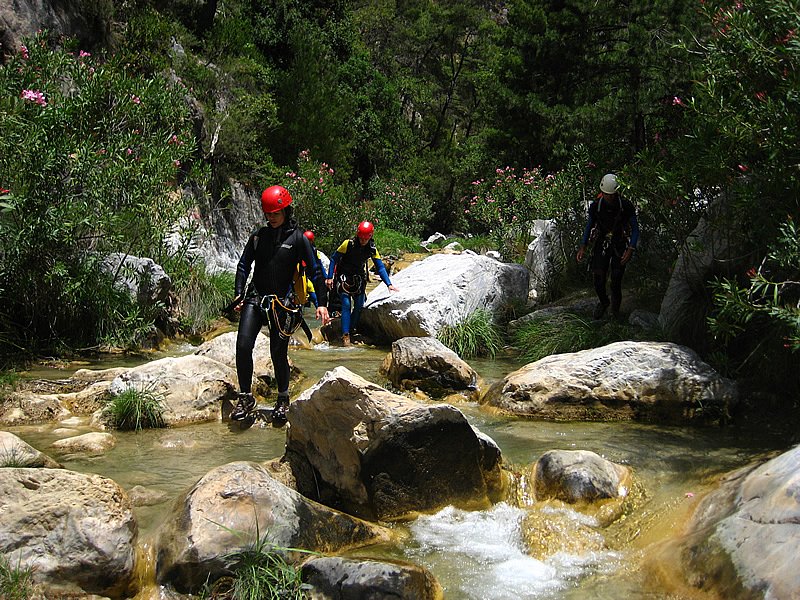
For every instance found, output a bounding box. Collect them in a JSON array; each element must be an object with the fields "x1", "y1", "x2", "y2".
[
  {"x1": 104, "y1": 385, "x2": 167, "y2": 431},
  {"x1": 0, "y1": 554, "x2": 35, "y2": 600},
  {"x1": 513, "y1": 313, "x2": 629, "y2": 361},
  {"x1": 174, "y1": 265, "x2": 235, "y2": 335},
  {"x1": 438, "y1": 309, "x2": 503, "y2": 359}
]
